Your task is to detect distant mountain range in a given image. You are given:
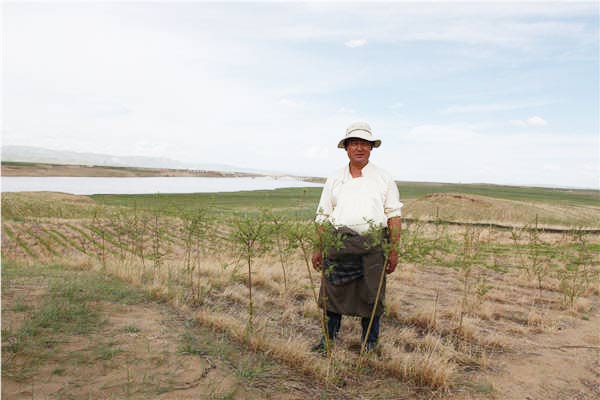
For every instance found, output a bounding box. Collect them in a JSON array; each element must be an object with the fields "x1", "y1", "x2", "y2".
[{"x1": 1, "y1": 145, "x2": 280, "y2": 175}]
